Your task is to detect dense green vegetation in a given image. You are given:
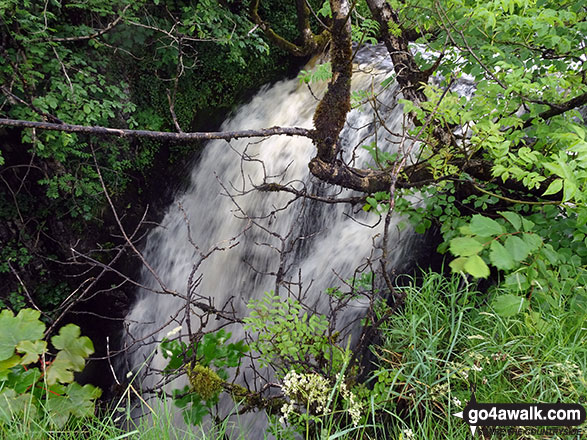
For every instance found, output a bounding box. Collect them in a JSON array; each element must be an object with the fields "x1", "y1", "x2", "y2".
[
  {"x1": 0, "y1": 0, "x2": 300, "y2": 312},
  {"x1": 2, "y1": 273, "x2": 585, "y2": 438},
  {"x1": 1, "y1": 0, "x2": 586, "y2": 438}
]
